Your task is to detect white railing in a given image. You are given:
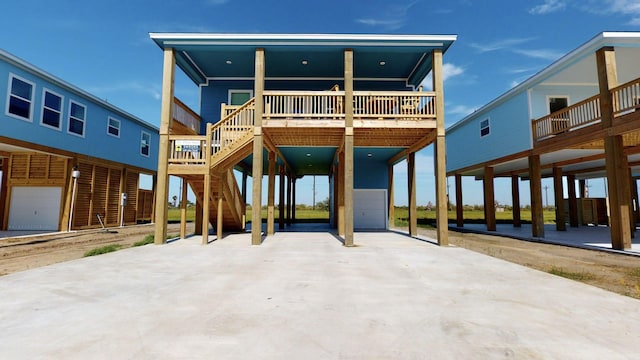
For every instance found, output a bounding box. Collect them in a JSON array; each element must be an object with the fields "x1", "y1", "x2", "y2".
[
  {"x1": 612, "y1": 78, "x2": 640, "y2": 116},
  {"x1": 173, "y1": 98, "x2": 201, "y2": 133},
  {"x1": 532, "y1": 95, "x2": 601, "y2": 141},
  {"x1": 168, "y1": 135, "x2": 208, "y2": 165},
  {"x1": 353, "y1": 91, "x2": 436, "y2": 119},
  {"x1": 264, "y1": 91, "x2": 345, "y2": 119}
]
